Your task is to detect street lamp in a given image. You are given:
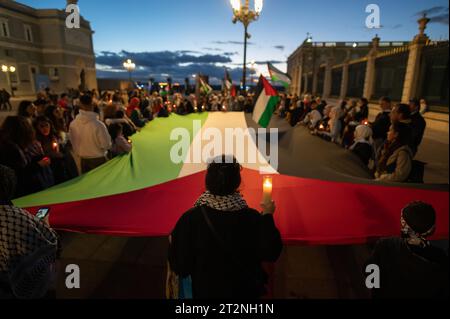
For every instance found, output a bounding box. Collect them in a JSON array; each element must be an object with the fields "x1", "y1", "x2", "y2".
[
  {"x1": 230, "y1": 0, "x2": 263, "y2": 92},
  {"x1": 250, "y1": 60, "x2": 256, "y2": 88},
  {"x1": 123, "y1": 59, "x2": 136, "y2": 83},
  {"x1": 1, "y1": 64, "x2": 16, "y2": 97}
]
